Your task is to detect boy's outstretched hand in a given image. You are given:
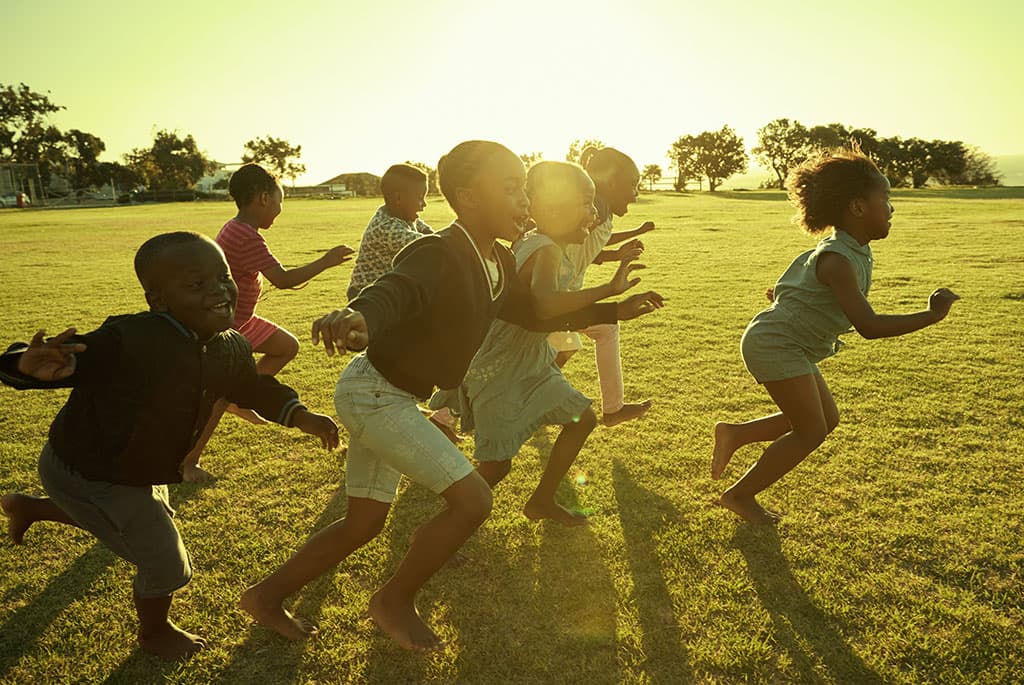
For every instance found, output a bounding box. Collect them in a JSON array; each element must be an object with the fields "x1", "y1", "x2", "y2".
[
  {"x1": 312, "y1": 308, "x2": 369, "y2": 355},
  {"x1": 636, "y1": 221, "x2": 655, "y2": 235},
  {"x1": 610, "y1": 260, "x2": 646, "y2": 295},
  {"x1": 616, "y1": 291, "x2": 665, "y2": 320},
  {"x1": 324, "y1": 245, "x2": 356, "y2": 267},
  {"x1": 17, "y1": 328, "x2": 87, "y2": 381},
  {"x1": 292, "y1": 409, "x2": 341, "y2": 450},
  {"x1": 615, "y1": 238, "x2": 645, "y2": 262},
  {"x1": 928, "y1": 288, "x2": 960, "y2": 321}
]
